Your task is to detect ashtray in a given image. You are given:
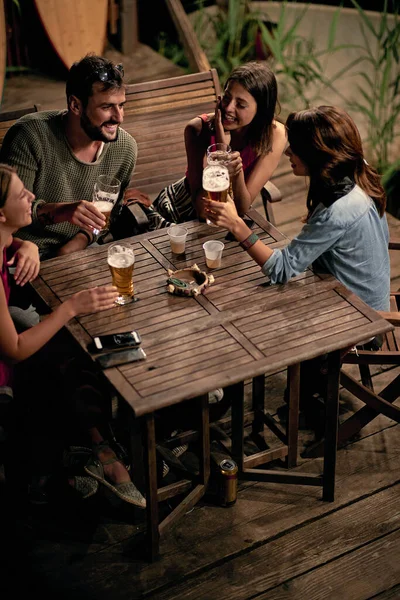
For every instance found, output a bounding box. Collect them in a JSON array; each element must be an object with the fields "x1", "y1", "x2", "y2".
[{"x1": 167, "y1": 264, "x2": 214, "y2": 297}]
